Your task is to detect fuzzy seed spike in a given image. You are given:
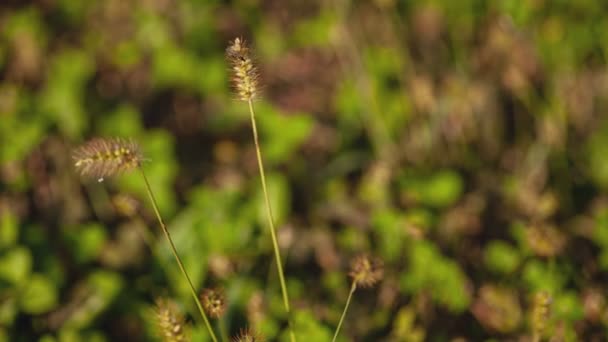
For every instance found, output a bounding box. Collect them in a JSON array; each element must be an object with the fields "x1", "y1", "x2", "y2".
[
  {"x1": 349, "y1": 254, "x2": 384, "y2": 288},
  {"x1": 232, "y1": 328, "x2": 263, "y2": 342},
  {"x1": 73, "y1": 137, "x2": 142, "y2": 179},
  {"x1": 155, "y1": 298, "x2": 190, "y2": 342},
  {"x1": 531, "y1": 291, "x2": 552, "y2": 342},
  {"x1": 227, "y1": 38, "x2": 259, "y2": 101},
  {"x1": 200, "y1": 287, "x2": 227, "y2": 319}
]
